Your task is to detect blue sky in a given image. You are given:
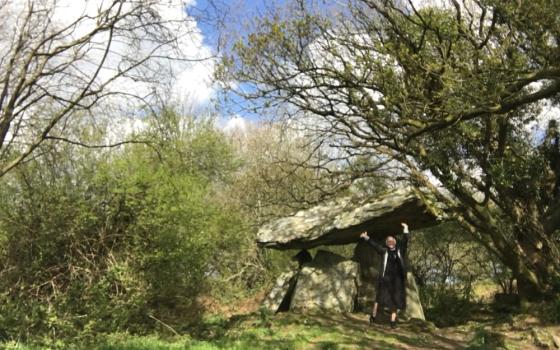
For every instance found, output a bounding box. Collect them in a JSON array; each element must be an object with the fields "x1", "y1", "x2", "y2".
[
  {"x1": 187, "y1": 0, "x2": 285, "y2": 123},
  {"x1": 188, "y1": 0, "x2": 337, "y2": 125},
  {"x1": 188, "y1": 0, "x2": 559, "y2": 138},
  {"x1": 191, "y1": 0, "x2": 285, "y2": 47}
]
